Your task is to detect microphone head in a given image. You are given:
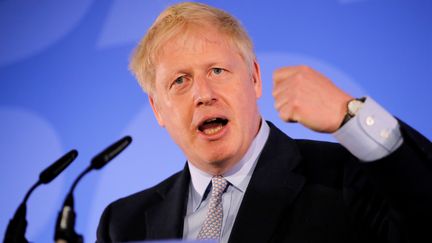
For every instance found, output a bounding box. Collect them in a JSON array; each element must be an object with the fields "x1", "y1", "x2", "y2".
[
  {"x1": 39, "y1": 149, "x2": 78, "y2": 184},
  {"x1": 91, "y1": 136, "x2": 132, "y2": 170}
]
